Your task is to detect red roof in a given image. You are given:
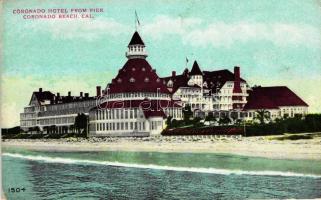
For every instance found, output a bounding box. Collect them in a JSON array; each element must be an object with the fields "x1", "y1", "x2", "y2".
[
  {"x1": 108, "y1": 58, "x2": 170, "y2": 94},
  {"x1": 162, "y1": 68, "x2": 246, "y2": 94},
  {"x1": 203, "y1": 70, "x2": 246, "y2": 92},
  {"x1": 94, "y1": 99, "x2": 181, "y2": 118},
  {"x1": 96, "y1": 99, "x2": 182, "y2": 109},
  {"x1": 243, "y1": 86, "x2": 308, "y2": 110},
  {"x1": 33, "y1": 91, "x2": 54, "y2": 102}
]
